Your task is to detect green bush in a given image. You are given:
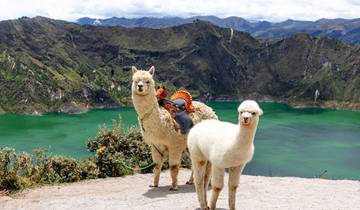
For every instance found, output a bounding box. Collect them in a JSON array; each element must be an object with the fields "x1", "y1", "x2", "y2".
[
  {"x1": 50, "y1": 156, "x2": 80, "y2": 183},
  {"x1": 86, "y1": 119, "x2": 153, "y2": 176},
  {"x1": 78, "y1": 158, "x2": 100, "y2": 180},
  {"x1": 0, "y1": 148, "x2": 98, "y2": 192},
  {"x1": 0, "y1": 148, "x2": 33, "y2": 191}
]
